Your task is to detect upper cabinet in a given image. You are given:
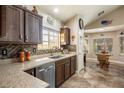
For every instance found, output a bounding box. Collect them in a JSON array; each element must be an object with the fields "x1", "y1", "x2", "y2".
[
  {"x1": 60, "y1": 27, "x2": 70, "y2": 45},
  {"x1": 25, "y1": 11, "x2": 42, "y2": 43},
  {"x1": 0, "y1": 5, "x2": 43, "y2": 44},
  {"x1": 0, "y1": 6, "x2": 24, "y2": 43}
]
